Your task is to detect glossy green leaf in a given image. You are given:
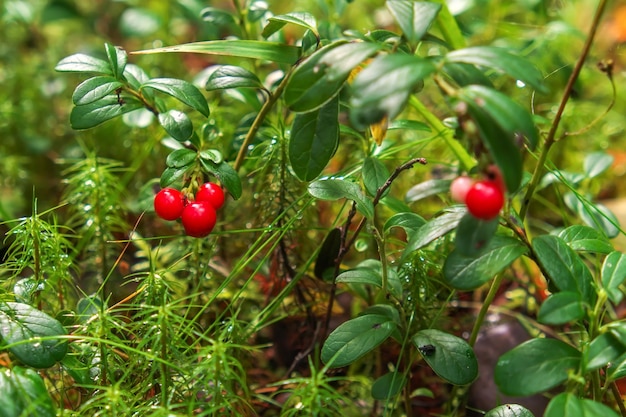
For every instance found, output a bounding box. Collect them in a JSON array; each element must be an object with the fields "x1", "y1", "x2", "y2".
[
  {"x1": 0, "y1": 366, "x2": 56, "y2": 417},
  {"x1": 158, "y1": 110, "x2": 193, "y2": 142},
  {"x1": 133, "y1": 40, "x2": 301, "y2": 65},
  {"x1": 13, "y1": 278, "x2": 45, "y2": 305},
  {"x1": 388, "y1": 119, "x2": 430, "y2": 131},
  {"x1": 413, "y1": 329, "x2": 478, "y2": 385},
  {"x1": 262, "y1": 12, "x2": 318, "y2": 39},
  {"x1": 602, "y1": 251, "x2": 626, "y2": 304},
  {"x1": 70, "y1": 96, "x2": 144, "y2": 130},
  {"x1": 584, "y1": 151, "x2": 614, "y2": 178},
  {"x1": 442, "y1": 62, "x2": 493, "y2": 87},
  {"x1": 0, "y1": 302, "x2": 68, "y2": 369},
  {"x1": 405, "y1": 179, "x2": 451, "y2": 202},
  {"x1": 141, "y1": 78, "x2": 209, "y2": 117},
  {"x1": 400, "y1": 206, "x2": 465, "y2": 262},
  {"x1": 446, "y1": 46, "x2": 547, "y2": 93},
  {"x1": 363, "y1": 157, "x2": 390, "y2": 197},
  {"x1": 350, "y1": 54, "x2": 436, "y2": 128},
  {"x1": 321, "y1": 314, "x2": 397, "y2": 367},
  {"x1": 607, "y1": 351, "x2": 626, "y2": 381},
  {"x1": 444, "y1": 235, "x2": 527, "y2": 290},
  {"x1": 160, "y1": 166, "x2": 189, "y2": 188},
  {"x1": 289, "y1": 96, "x2": 339, "y2": 181},
  {"x1": 105, "y1": 43, "x2": 127, "y2": 79},
  {"x1": 485, "y1": 404, "x2": 534, "y2": 417},
  {"x1": 532, "y1": 235, "x2": 596, "y2": 305},
  {"x1": 336, "y1": 268, "x2": 382, "y2": 287},
  {"x1": 495, "y1": 338, "x2": 580, "y2": 396},
  {"x1": 537, "y1": 292, "x2": 586, "y2": 325},
  {"x1": 585, "y1": 333, "x2": 624, "y2": 372},
  {"x1": 371, "y1": 371, "x2": 407, "y2": 400},
  {"x1": 205, "y1": 65, "x2": 264, "y2": 91},
  {"x1": 459, "y1": 85, "x2": 539, "y2": 150},
  {"x1": 165, "y1": 148, "x2": 196, "y2": 169},
  {"x1": 123, "y1": 63, "x2": 151, "y2": 90},
  {"x1": 459, "y1": 91, "x2": 523, "y2": 192},
  {"x1": 386, "y1": 1, "x2": 441, "y2": 44},
  {"x1": 544, "y1": 393, "x2": 620, "y2": 417},
  {"x1": 200, "y1": 7, "x2": 237, "y2": 26},
  {"x1": 454, "y1": 213, "x2": 499, "y2": 257},
  {"x1": 55, "y1": 53, "x2": 112, "y2": 74},
  {"x1": 383, "y1": 212, "x2": 425, "y2": 235},
  {"x1": 314, "y1": 228, "x2": 341, "y2": 280},
  {"x1": 199, "y1": 149, "x2": 223, "y2": 164},
  {"x1": 558, "y1": 225, "x2": 613, "y2": 254},
  {"x1": 72, "y1": 76, "x2": 124, "y2": 106},
  {"x1": 308, "y1": 179, "x2": 374, "y2": 219},
  {"x1": 320, "y1": 42, "x2": 383, "y2": 82},
  {"x1": 200, "y1": 160, "x2": 242, "y2": 200}
]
